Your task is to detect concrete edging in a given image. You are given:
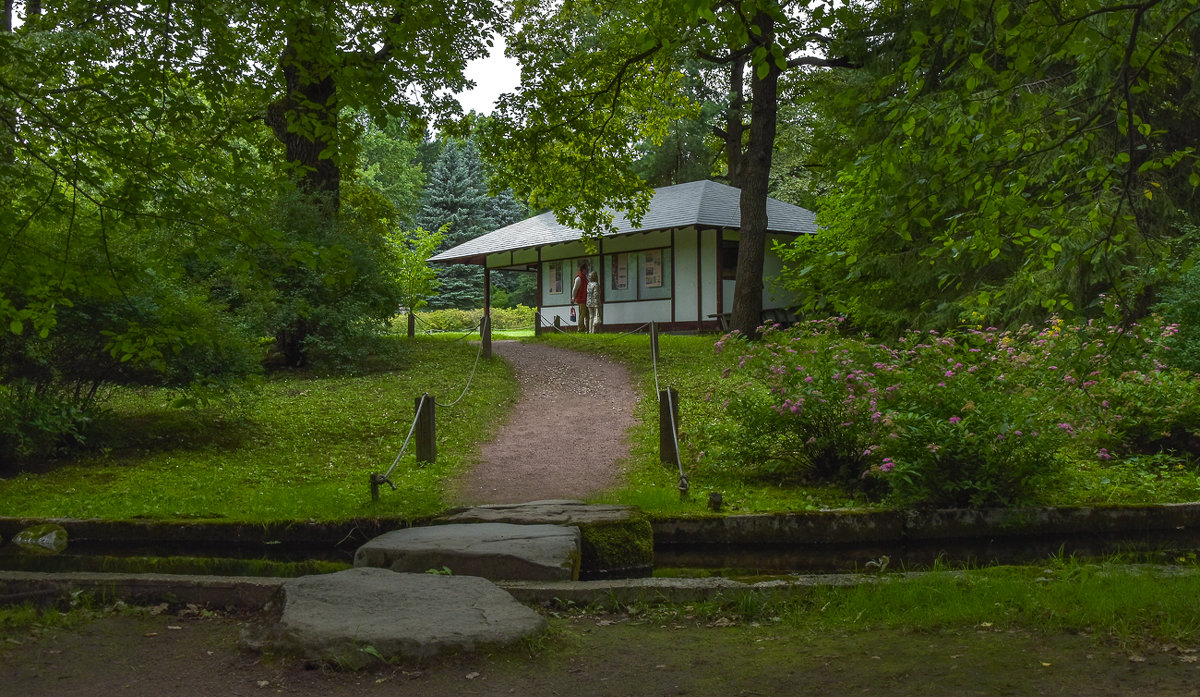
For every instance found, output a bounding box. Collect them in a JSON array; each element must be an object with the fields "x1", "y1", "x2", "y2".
[{"x1": 651, "y1": 503, "x2": 1200, "y2": 546}]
